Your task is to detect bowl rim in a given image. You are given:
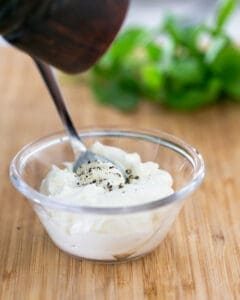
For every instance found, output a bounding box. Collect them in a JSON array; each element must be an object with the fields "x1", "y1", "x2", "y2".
[{"x1": 10, "y1": 127, "x2": 205, "y2": 215}]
